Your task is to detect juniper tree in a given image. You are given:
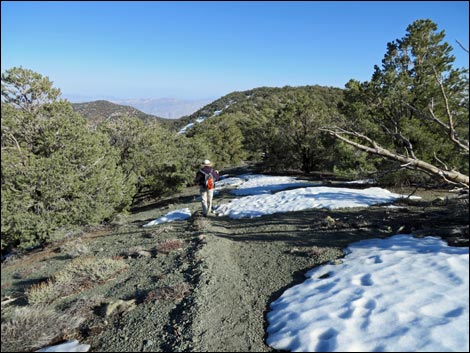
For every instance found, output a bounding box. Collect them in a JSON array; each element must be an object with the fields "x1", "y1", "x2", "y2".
[
  {"x1": 189, "y1": 113, "x2": 246, "y2": 168},
  {"x1": 265, "y1": 95, "x2": 339, "y2": 173},
  {"x1": 1, "y1": 67, "x2": 134, "y2": 250}
]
